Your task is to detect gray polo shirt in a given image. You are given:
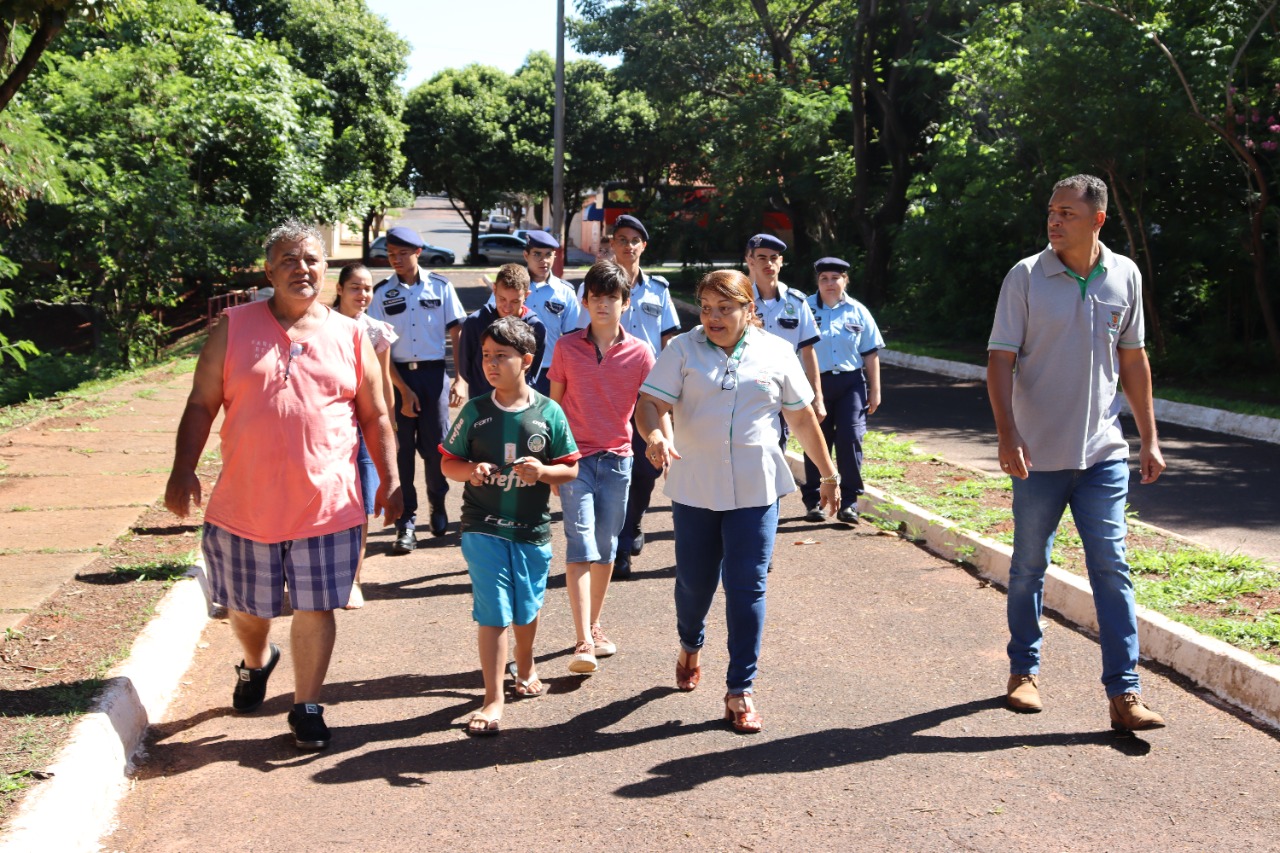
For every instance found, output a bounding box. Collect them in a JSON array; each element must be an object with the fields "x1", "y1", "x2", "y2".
[
  {"x1": 641, "y1": 325, "x2": 814, "y2": 511},
  {"x1": 988, "y1": 243, "x2": 1145, "y2": 471}
]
